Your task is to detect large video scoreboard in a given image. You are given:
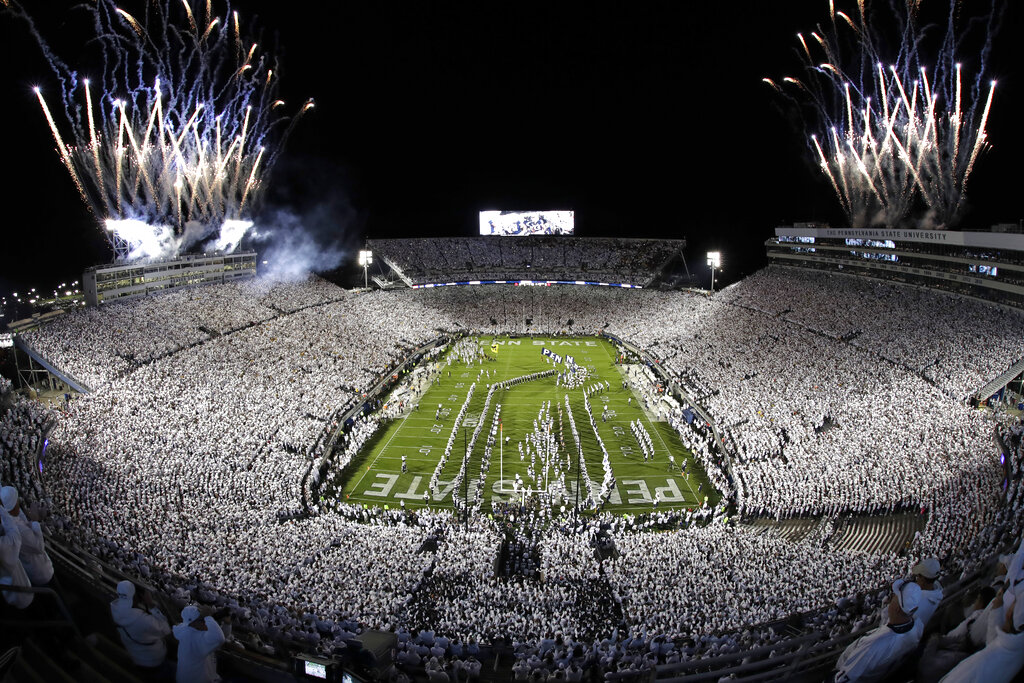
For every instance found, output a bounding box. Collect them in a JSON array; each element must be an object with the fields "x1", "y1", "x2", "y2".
[{"x1": 479, "y1": 210, "x2": 574, "y2": 236}]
